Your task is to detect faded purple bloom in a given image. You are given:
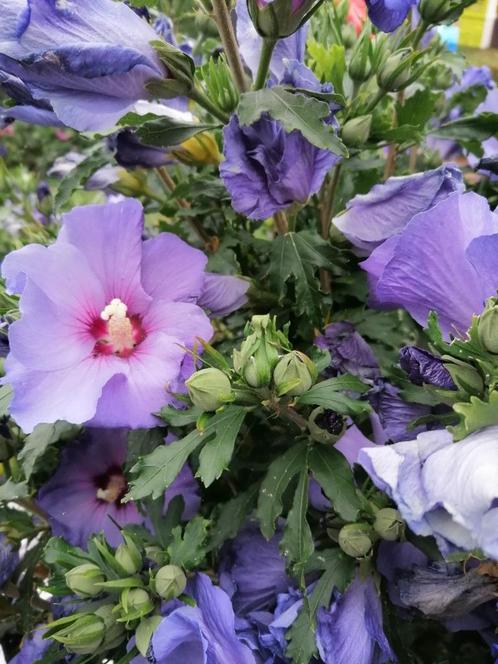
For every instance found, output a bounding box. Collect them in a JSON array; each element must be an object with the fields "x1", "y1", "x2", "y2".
[
  {"x1": 361, "y1": 192, "x2": 498, "y2": 338},
  {"x1": 366, "y1": 0, "x2": 416, "y2": 32},
  {"x1": 317, "y1": 575, "x2": 396, "y2": 664},
  {"x1": 2, "y1": 199, "x2": 245, "y2": 432},
  {"x1": 198, "y1": 274, "x2": 249, "y2": 317},
  {"x1": 151, "y1": 573, "x2": 256, "y2": 663},
  {"x1": 8, "y1": 627, "x2": 49, "y2": 664},
  {"x1": 0, "y1": 534, "x2": 18, "y2": 587},
  {"x1": 0, "y1": 0, "x2": 165, "y2": 131},
  {"x1": 467, "y1": 88, "x2": 498, "y2": 177},
  {"x1": 369, "y1": 381, "x2": 429, "y2": 443},
  {"x1": 37, "y1": 429, "x2": 200, "y2": 548},
  {"x1": 333, "y1": 166, "x2": 464, "y2": 255},
  {"x1": 359, "y1": 426, "x2": 498, "y2": 559},
  {"x1": 399, "y1": 347, "x2": 456, "y2": 390},
  {"x1": 222, "y1": 114, "x2": 338, "y2": 220},
  {"x1": 219, "y1": 523, "x2": 292, "y2": 615},
  {"x1": 315, "y1": 321, "x2": 380, "y2": 380}
]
